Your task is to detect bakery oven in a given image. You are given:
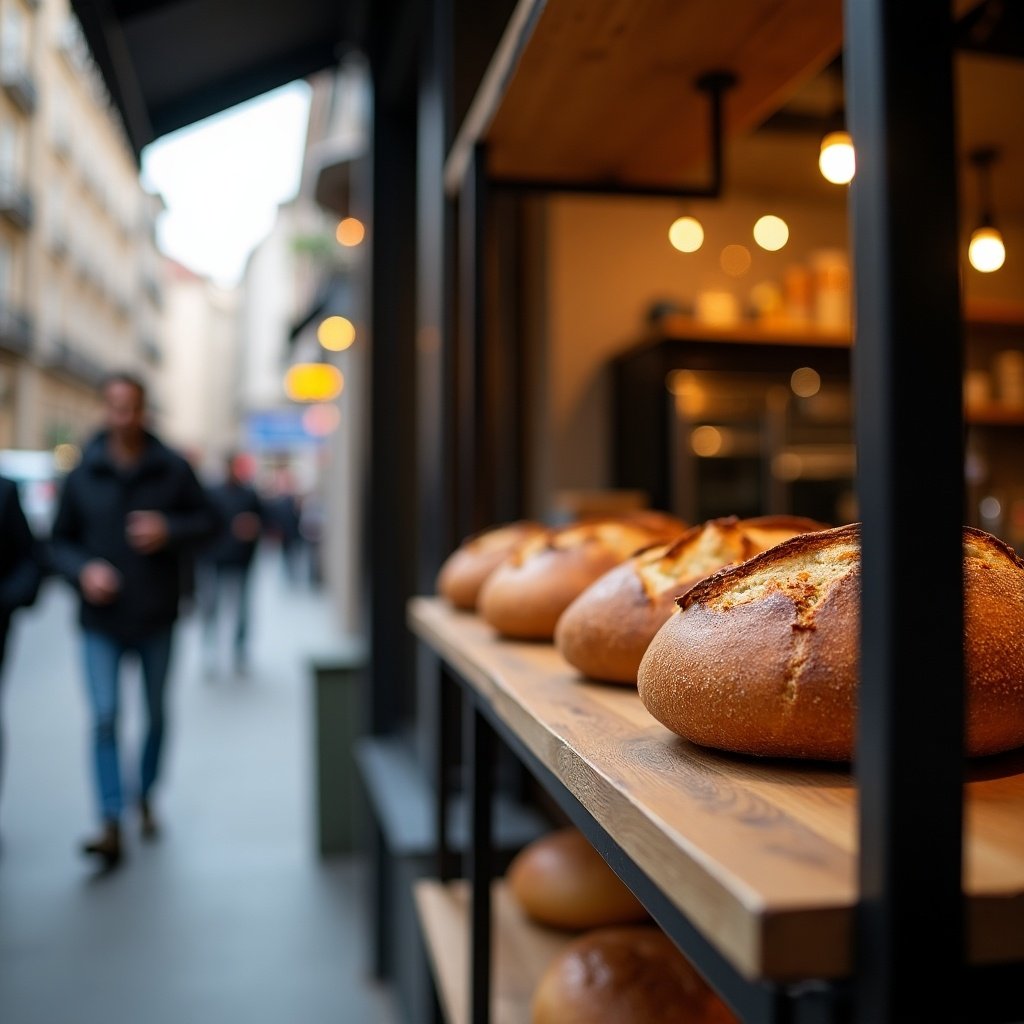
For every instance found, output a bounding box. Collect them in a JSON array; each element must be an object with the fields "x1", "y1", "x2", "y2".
[{"x1": 612, "y1": 338, "x2": 854, "y2": 526}]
